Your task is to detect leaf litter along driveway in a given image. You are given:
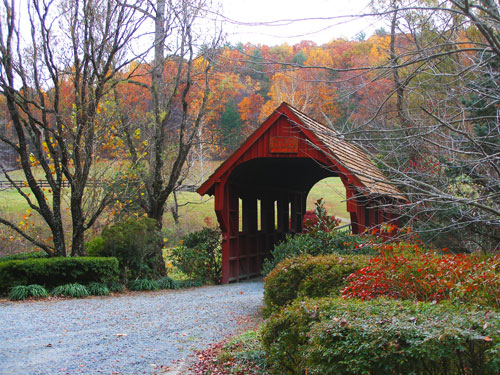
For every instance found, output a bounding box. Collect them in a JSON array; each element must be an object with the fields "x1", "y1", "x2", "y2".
[{"x1": 0, "y1": 280, "x2": 264, "y2": 375}]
